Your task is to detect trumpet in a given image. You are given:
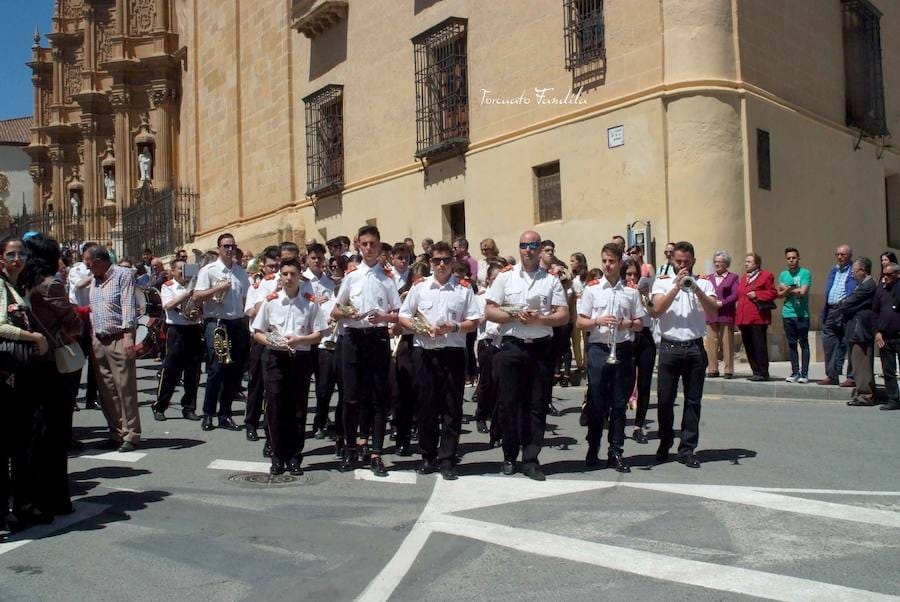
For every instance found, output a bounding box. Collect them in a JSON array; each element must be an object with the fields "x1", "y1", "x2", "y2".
[
  {"x1": 265, "y1": 331, "x2": 295, "y2": 355},
  {"x1": 212, "y1": 276, "x2": 231, "y2": 303},
  {"x1": 339, "y1": 299, "x2": 359, "y2": 316},
  {"x1": 410, "y1": 310, "x2": 434, "y2": 337},
  {"x1": 213, "y1": 321, "x2": 233, "y2": 364},
  {"x1": 606, "y1": 289, "x2": 620, "y2": 365},
  {"x1": 680, "y1": 275, "x2": 696, "y2": 291}
]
